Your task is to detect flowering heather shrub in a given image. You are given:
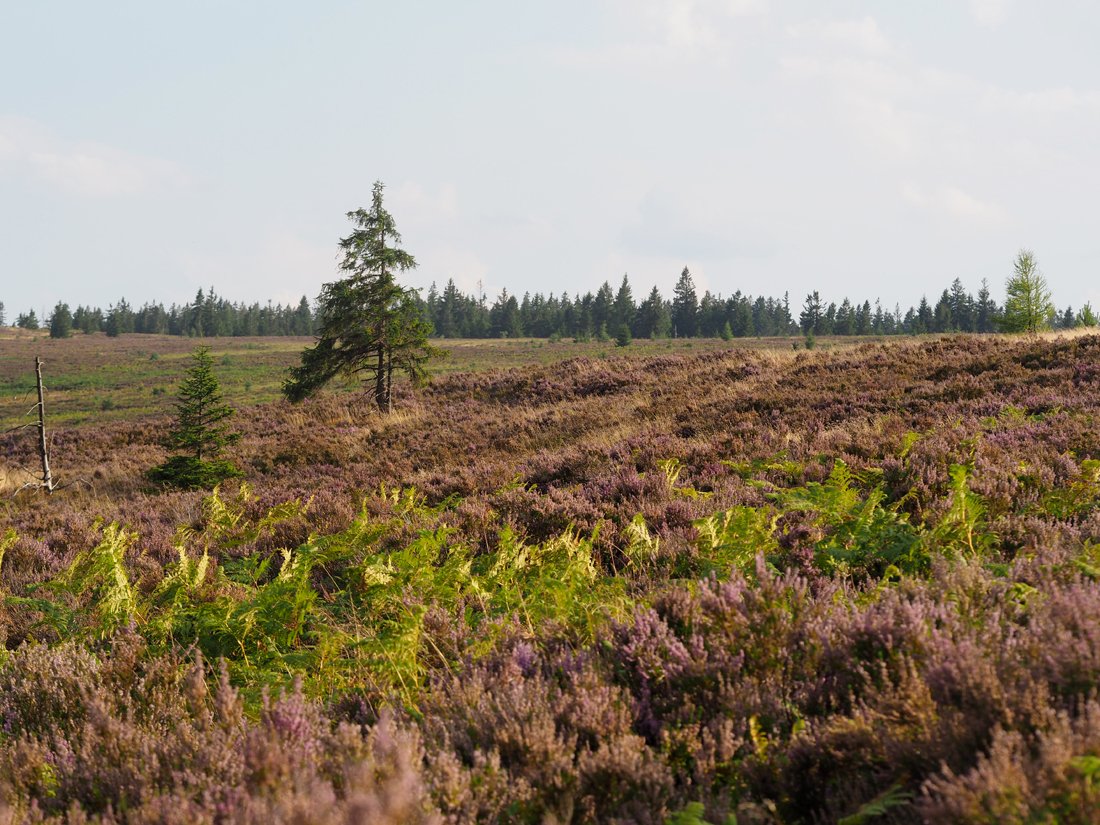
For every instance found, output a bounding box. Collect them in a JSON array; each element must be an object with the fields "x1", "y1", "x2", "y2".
[
  {"x1": 0, "y1": 642, "x2": 439, "y2": 823},
  {"x1": 3, "y1": 334, "x2": 1100, "y2": 821}
]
